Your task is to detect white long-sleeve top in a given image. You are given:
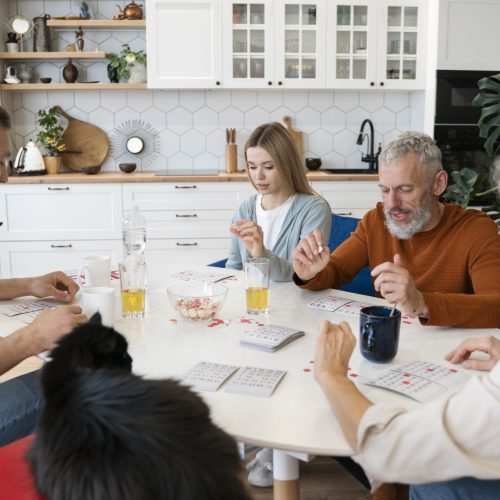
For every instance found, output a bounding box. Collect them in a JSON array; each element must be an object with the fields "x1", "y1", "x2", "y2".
[{"x1": 353, "y1": 363, "x2": 500, "y2": 488}]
